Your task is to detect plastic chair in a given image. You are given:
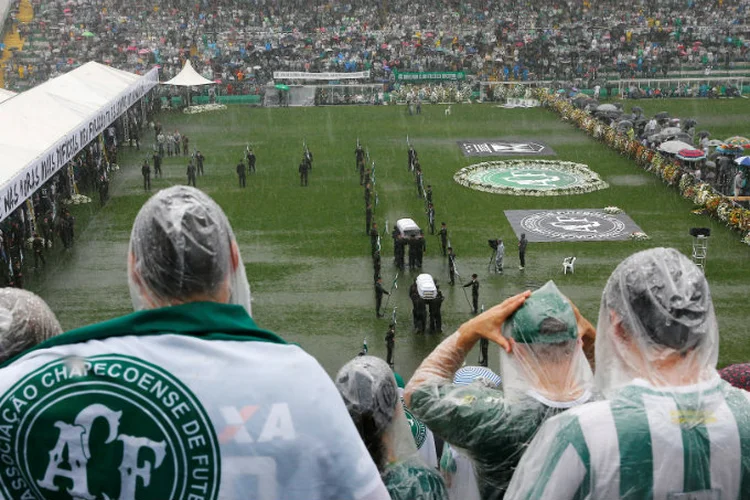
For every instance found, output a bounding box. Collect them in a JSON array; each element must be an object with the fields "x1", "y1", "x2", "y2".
[{"x1": 563, "y1": 256, "x2": 576, "y2": 274}]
